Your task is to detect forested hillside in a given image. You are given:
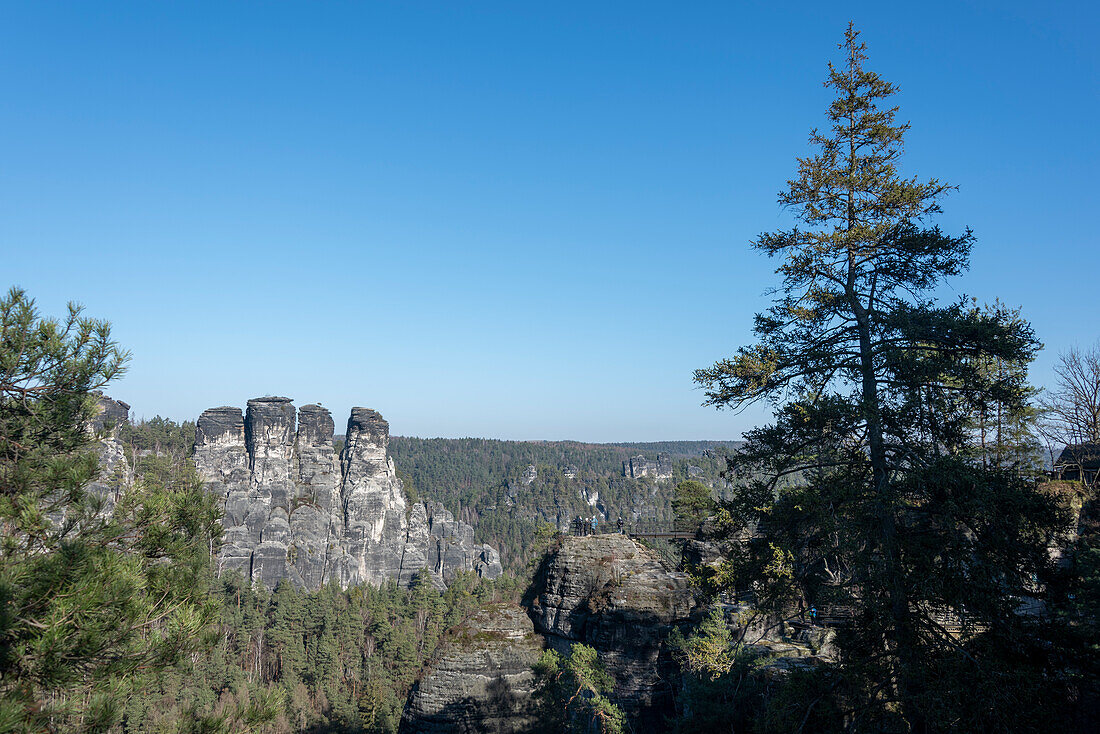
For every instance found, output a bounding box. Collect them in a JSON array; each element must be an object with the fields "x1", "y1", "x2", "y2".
[
  {"x1": 387, "y1": 437, "x2": 737, "y2": 571},
  {"x1": 604, "y1": 440, "x2": 741, "y2": 456}
]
